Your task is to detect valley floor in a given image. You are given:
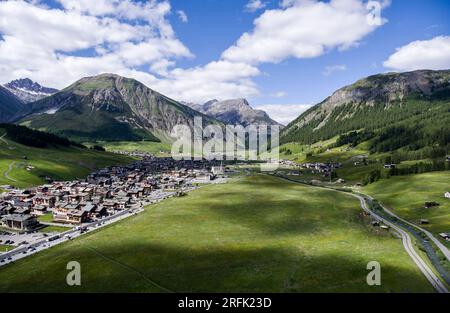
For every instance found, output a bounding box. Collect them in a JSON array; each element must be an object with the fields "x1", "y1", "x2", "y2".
[{"x1": 0, "y1": 174, "x2": 434, "y2": 292}]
